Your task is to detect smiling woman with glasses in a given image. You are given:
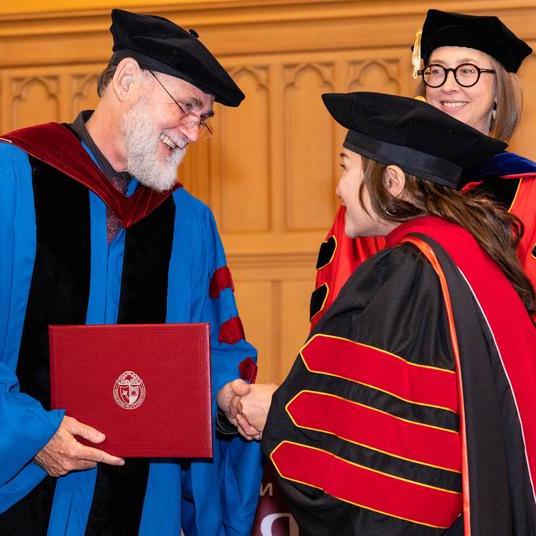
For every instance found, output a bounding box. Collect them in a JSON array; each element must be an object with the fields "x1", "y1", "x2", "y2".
[
  {"x1": 411, "y1": 10, "x2": 536, "y2": 297},
  {"x1": 307, "y1": 9, "x2": 536, "y2": 341},
  {"x1": 414, "y1": 10, "x2": 530, "y2": 142}
]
